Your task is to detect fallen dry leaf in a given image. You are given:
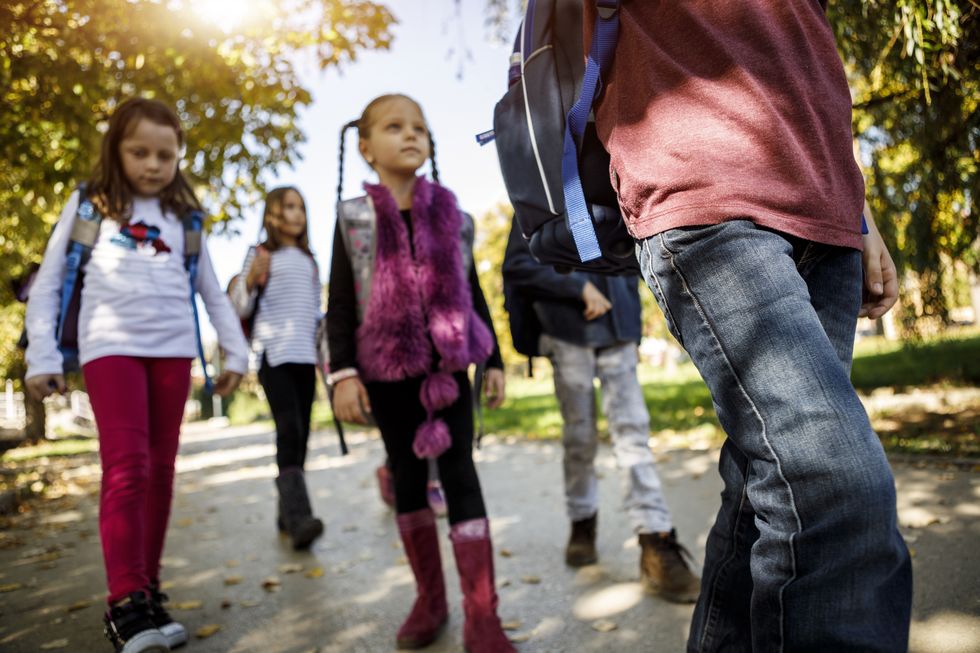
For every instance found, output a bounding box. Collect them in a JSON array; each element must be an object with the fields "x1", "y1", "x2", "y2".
[
  {"x1": 501, "y1": 620, "x2": 522, "y2": 631},
  {"x1": 498, "y1": 578, "x2": 512, "y2": 588},
  {"x1": 278, "y1": 563, "x2": 304, "y2": 574},
  {"x1": 520, "y1": 575, "x2": 541, "y2": 585},
  {"x1": 261, "y1": 577, "x2": 281, "y2": 592},
  {"x1": 220, "y1": 598, "x2": 233, "y2": 609},
  {"x1": 592, "y1": 619, "x2": 618, "y2": 633},
  {"x1": 173, "y1": 600, "x2": 203, "y2": 610},
  {"x1": 225, "y1": 559, "x2": 240, "y2": 568},
  {"x1": 195, "y1": 624, "x2": 222, "y2": 639},
  {"x1": 224, "y1": 576, "x2": 244, "y2": 586},
  {"x1": 67, "y1": 599, "x2": 92, "y2": 612},
  {"x1": 304, "y1": 567, "x2": 325, "y2": 579},
  {"x1": 175, "y1": 518, "x2": 194, "y2": 528},
  {"x1": 499, "y1": 548, "x2": 513, "y2": 558},
  {"x1": 240, "y1": 599, "x2": 261, "y2": 608},
  {"x1": 0, "y1": 583, "x2": 23, "y2": 593},
  {"x1": 40, "y1": 639, "x2": 69, "y2": 650},
  {"x1": 509, "y1": 633, "x2": 532, "y2": 643}
]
